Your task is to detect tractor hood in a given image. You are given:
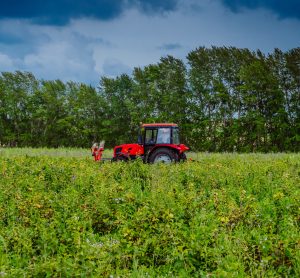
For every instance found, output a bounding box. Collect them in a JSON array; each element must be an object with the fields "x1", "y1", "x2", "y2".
[{"x1": 113, "y1": 143, "x2": 144, "y2": 158}]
